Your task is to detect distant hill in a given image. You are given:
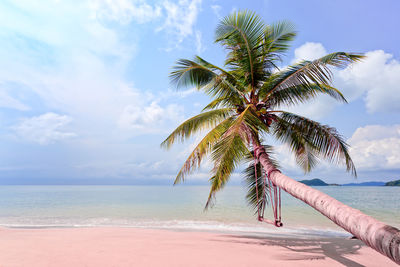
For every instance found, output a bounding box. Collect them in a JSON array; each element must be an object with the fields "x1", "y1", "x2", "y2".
[
  {"x1": 299, "y1": 178, "x2": 329, "y2": 186},
  {"x1": 298, "y1": 179, "x2": 394, "y2": 186},
  {"x1": 342, "y1": 181, "x2": 385, "y2": 186},
  {"x1": 385, "y1": 180, "x2": 400, "y2": 186}
]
